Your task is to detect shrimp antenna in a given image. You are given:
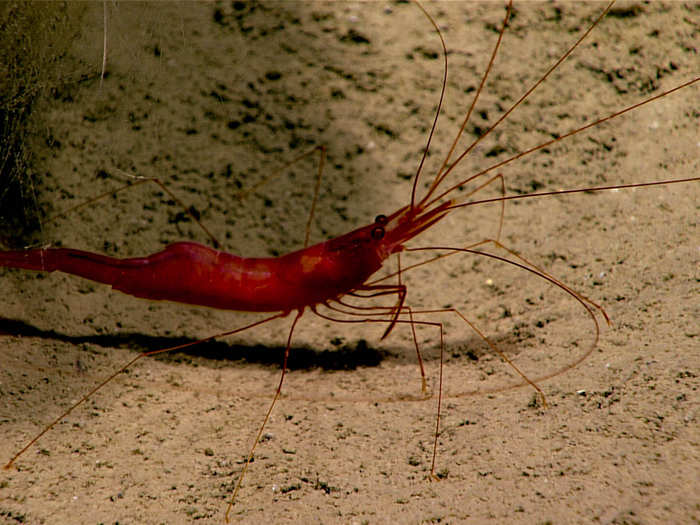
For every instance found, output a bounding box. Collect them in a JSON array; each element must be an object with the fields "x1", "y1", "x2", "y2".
[
  {"x1": 421, "y1": 0, "x2": 617, "y2": 210},
  {"x1": 409, "y1": 0, "x2": 448, "y2": 211},
  {"x1": 433, "y1": 76, "x2": 700, "y2": 210},
  {"x1": 421, "y1": 1, "x2": 513, "y2": 209}
]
